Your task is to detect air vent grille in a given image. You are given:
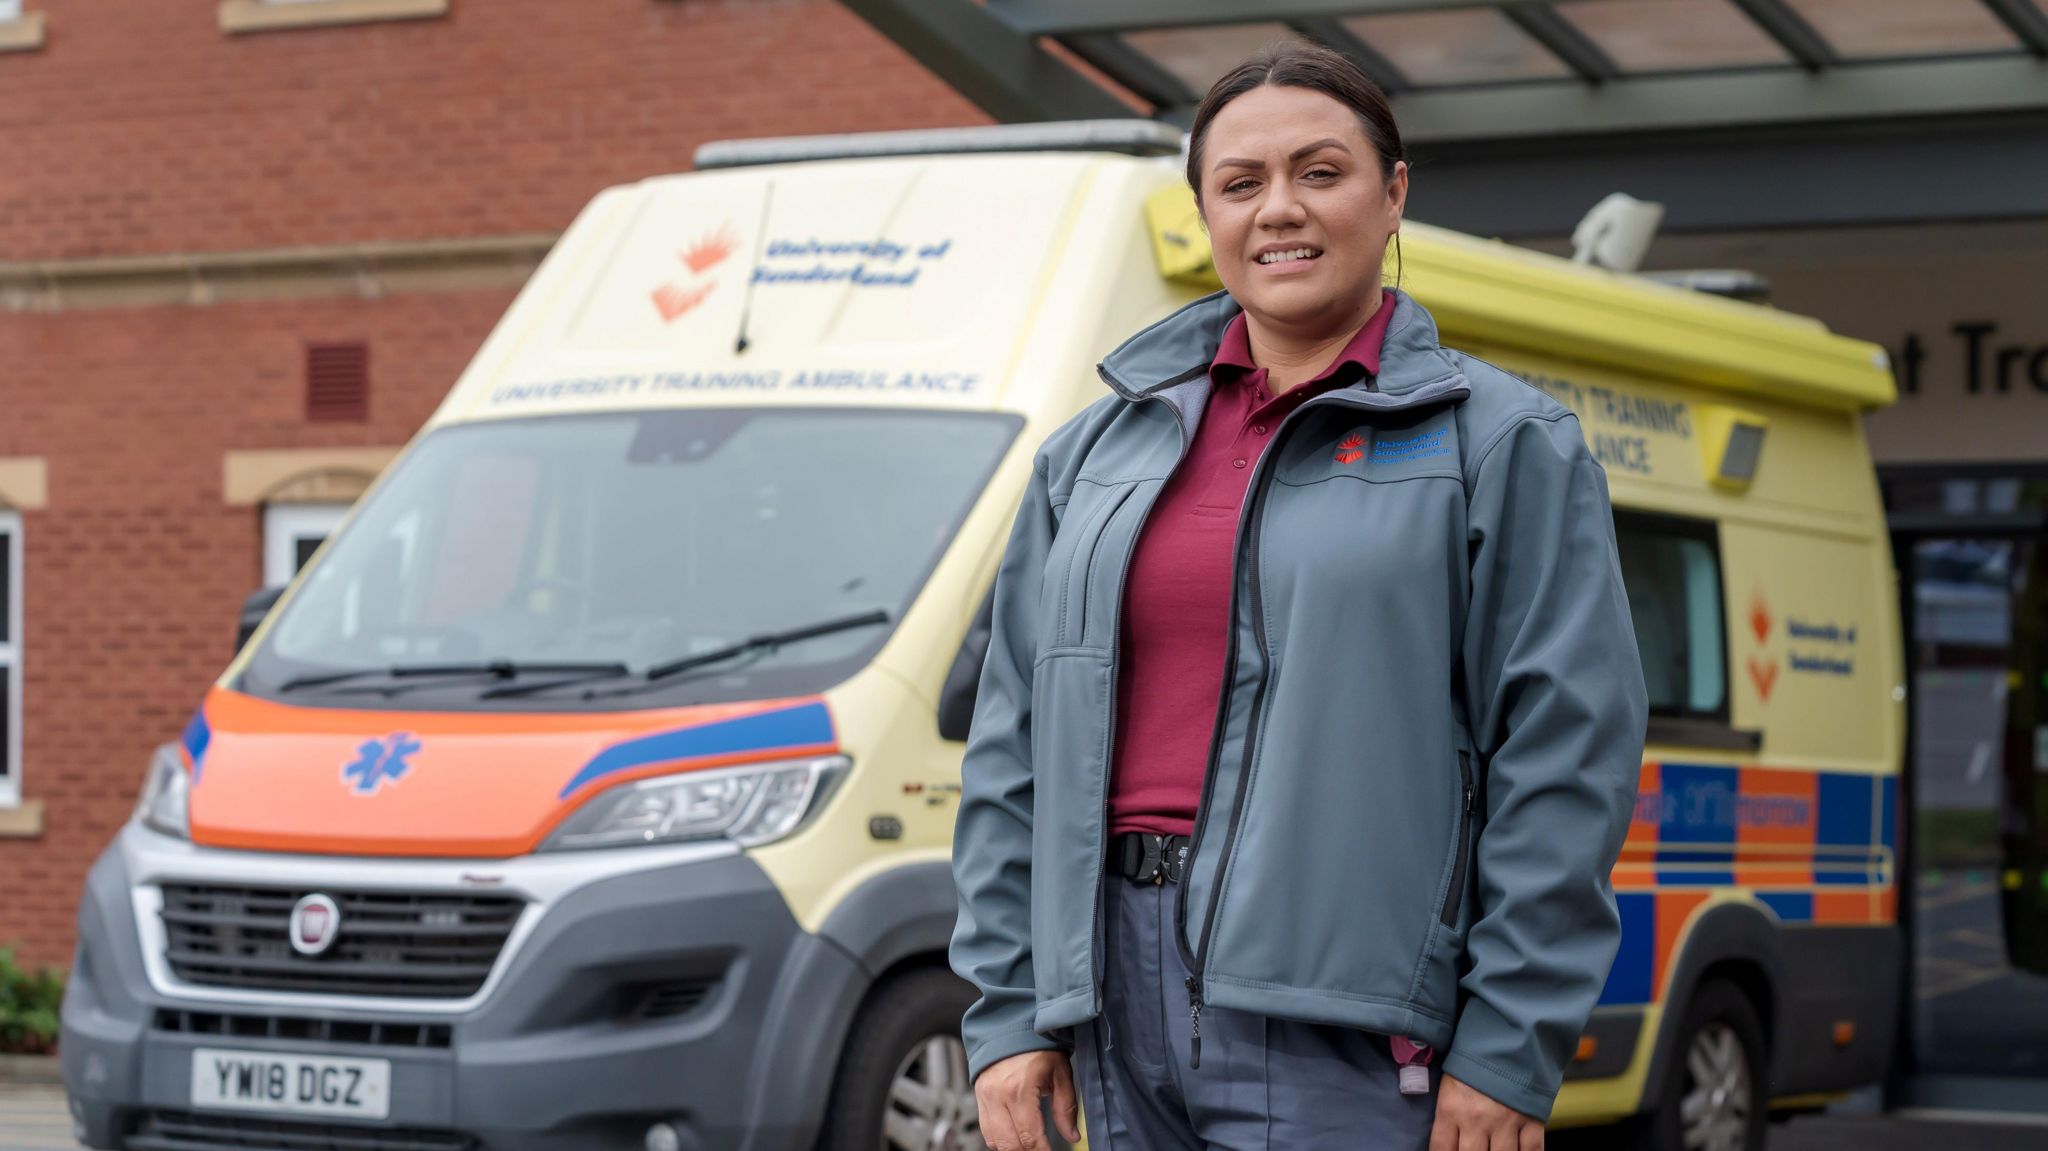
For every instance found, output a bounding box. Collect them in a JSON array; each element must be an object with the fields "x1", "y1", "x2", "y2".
[{"x1": 306, "y1": 342, "x2": 369, "y2": 422}]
